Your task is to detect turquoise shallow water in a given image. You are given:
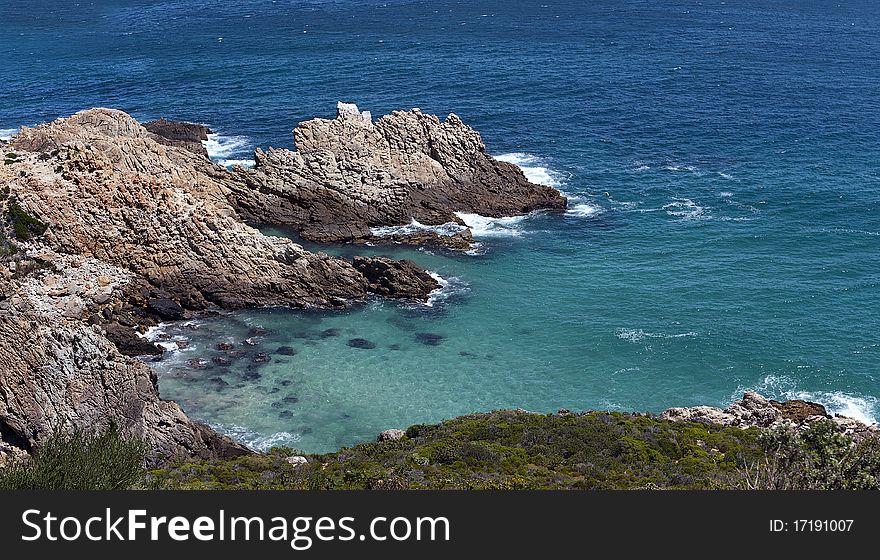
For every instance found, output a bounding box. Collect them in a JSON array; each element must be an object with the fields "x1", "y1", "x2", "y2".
[{"x1": 2, "y1": 0, "x2": 878, "y2": 451}]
